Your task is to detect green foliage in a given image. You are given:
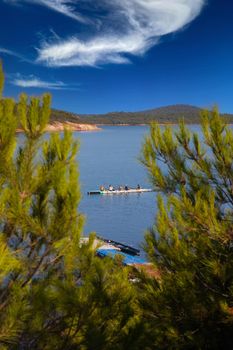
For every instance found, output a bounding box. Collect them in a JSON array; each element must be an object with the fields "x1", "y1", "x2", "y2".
[
  {"x1": 18, "y1": 93, "x2": 51, "y2": 138},
  {"x1": 0, "y1": 65, "x2": 137, "y2": 349},
  {"x1": 140, "y1": 108, "x2": 233, "y2": 349},
  {"x1": 22, "y1": 257, "x2": 137, "y2": 350}
]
